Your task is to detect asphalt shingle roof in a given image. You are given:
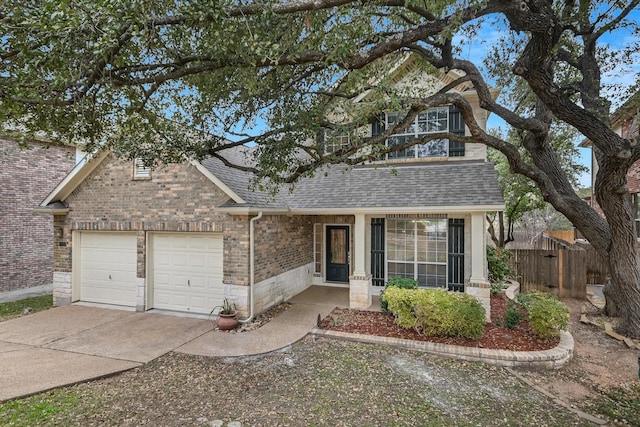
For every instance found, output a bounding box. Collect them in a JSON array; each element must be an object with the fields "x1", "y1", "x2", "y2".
[{"x1": 201, "y1": 148, "x2": 504, "y2": 211}]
